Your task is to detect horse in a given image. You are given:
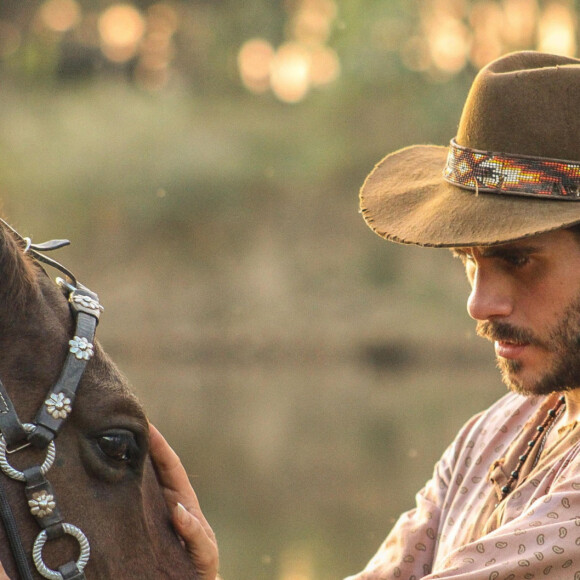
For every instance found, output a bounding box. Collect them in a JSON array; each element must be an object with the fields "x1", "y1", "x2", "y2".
[{"x1": 0, "y1": 219, "x2": 199, "y2": 579}]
